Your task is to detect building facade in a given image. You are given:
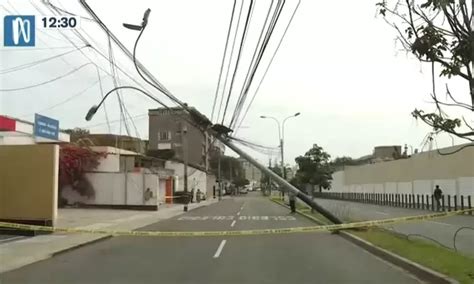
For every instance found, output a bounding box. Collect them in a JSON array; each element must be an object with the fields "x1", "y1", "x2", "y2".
[
  {"x1": 149, "y1": 107, "x2": 212, "y2": 170},
  {"x1": 238, "y1": 157, "x2": 262, "y2": 188}
]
